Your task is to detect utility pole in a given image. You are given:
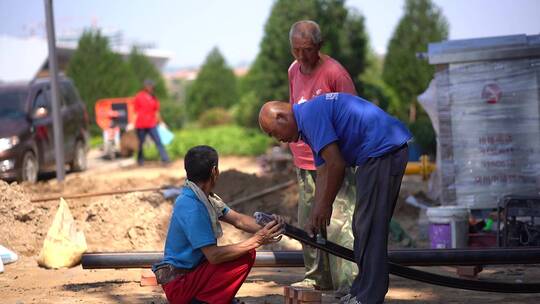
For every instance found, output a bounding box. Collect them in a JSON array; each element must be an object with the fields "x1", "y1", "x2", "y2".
[{"x1": 44, "y1": 0, "x2": 65, "y2": 181}]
